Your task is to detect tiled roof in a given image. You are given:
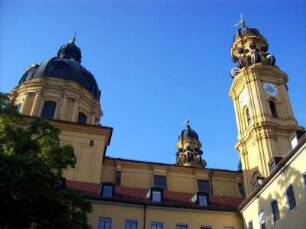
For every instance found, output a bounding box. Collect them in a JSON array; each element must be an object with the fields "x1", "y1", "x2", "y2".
[{"x1": 67, "y1": 180, "x2": 244, "y2": 212}]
